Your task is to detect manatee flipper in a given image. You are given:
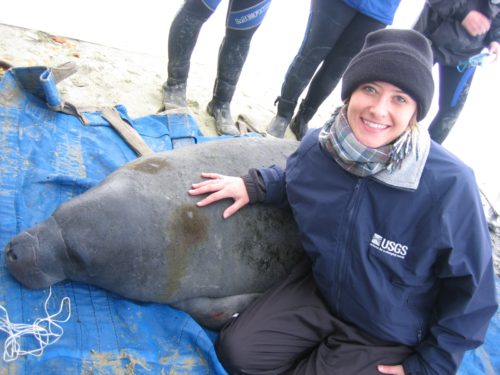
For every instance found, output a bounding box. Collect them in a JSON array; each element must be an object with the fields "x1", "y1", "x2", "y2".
[{"x1": 171, "y1": 293, "x2": 262, "y2": 330}]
